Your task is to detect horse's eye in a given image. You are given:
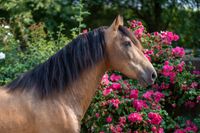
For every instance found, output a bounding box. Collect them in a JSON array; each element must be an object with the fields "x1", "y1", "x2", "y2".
[{"x1": 124, "y1": 42, "x2": 132, "y2": 47}]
